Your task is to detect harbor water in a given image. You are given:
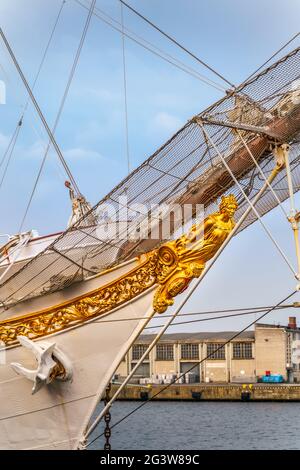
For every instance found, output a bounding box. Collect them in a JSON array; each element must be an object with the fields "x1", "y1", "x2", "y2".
[{"x1": 89, "y1": 401, "x2": 300, "y2": 450}]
